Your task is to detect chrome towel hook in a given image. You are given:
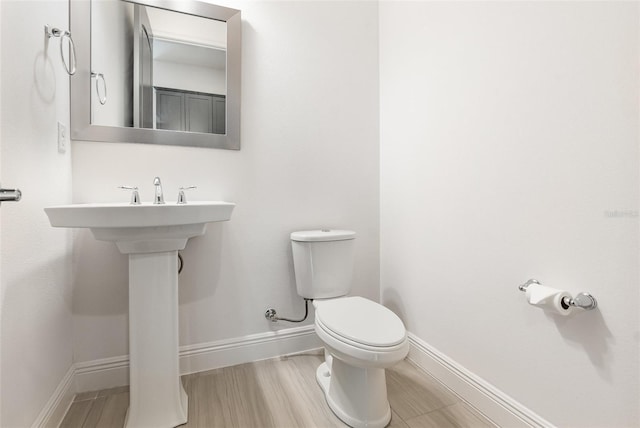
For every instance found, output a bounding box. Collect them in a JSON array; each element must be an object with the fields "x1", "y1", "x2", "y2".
[
  {"x1": 91, "y1": 72, "x2": 107, "y2": 105},
  {"x1": 44, "y1": 24, "x2": 76, "y2": 75}
]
